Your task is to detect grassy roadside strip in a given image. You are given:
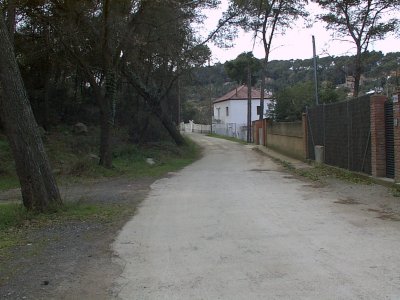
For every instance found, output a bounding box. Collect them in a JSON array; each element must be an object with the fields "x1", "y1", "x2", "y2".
[
  {"x1": 263, "y1": 148, "x2": 400, "y2": 197},
  {"x1": 0, "y1": 128, "x2": 201, "y2": 190},
  {"x1": 0, "y1": 137, "x2": 201, "y2": 259},
  {"x1": 207, "y1": 133, "x2": 248, "y2": 144},
  {"x1": 269, "y1": 156, "x2": 373, "y2": 185},
  {"x1": 0, "y1": 202, "x2": 131, "y2": 257}
]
